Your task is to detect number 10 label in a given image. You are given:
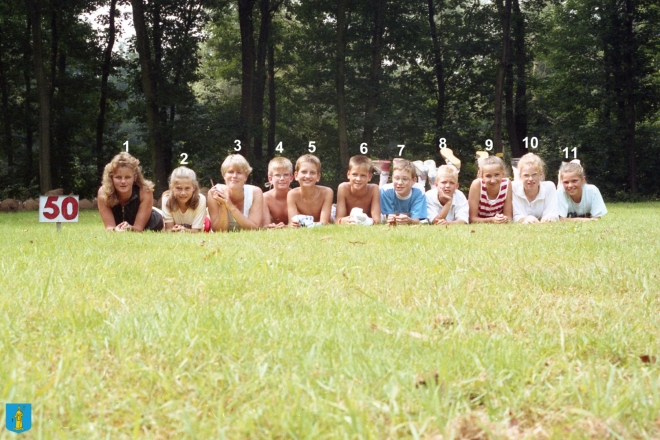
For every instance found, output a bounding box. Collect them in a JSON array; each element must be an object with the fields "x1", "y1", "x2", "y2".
[{"x1": 39, "y1": 196, "x2": 79, "y2": 222}]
